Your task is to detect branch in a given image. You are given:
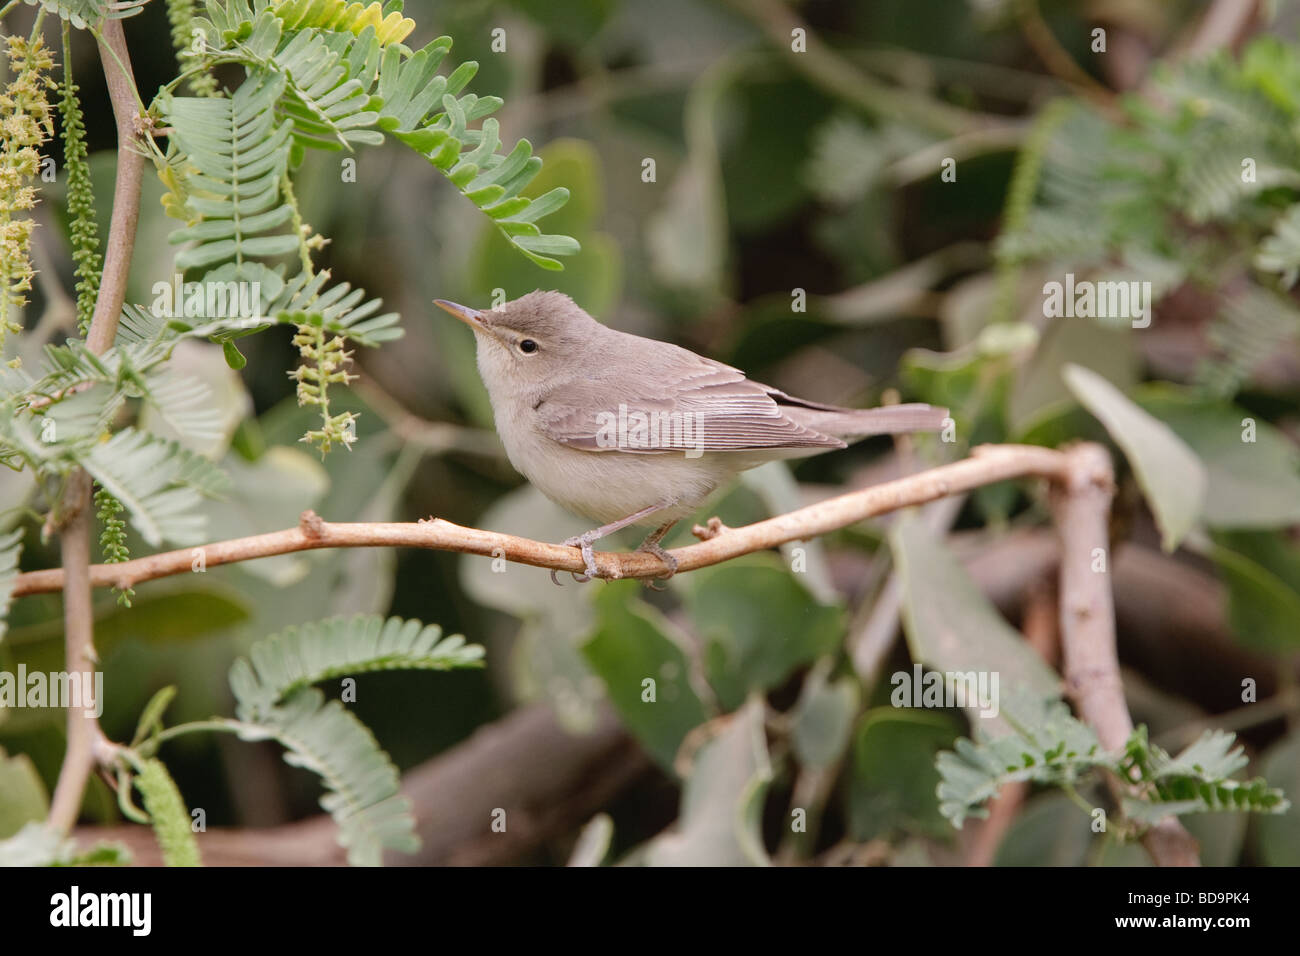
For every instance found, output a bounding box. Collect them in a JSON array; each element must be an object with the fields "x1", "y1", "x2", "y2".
[
  {"x1": 15, "y1": 444, "x2": 1074, "y2": 596},
  {"x1": 46, "y1": 17, "x2": 146, "y2": 835},
  {"x1": 86, "y1": 20, "x2": 144, "y2": 354},
  {"x1": 1052, "y1": 443, "x2": 1200, "y2": 867}
]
